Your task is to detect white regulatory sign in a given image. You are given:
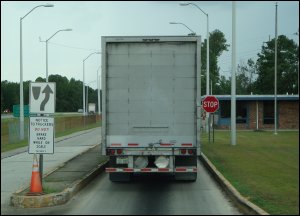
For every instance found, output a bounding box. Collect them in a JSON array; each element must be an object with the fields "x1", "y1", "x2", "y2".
[
  {"x1": 29, "y1": 117, "x2": 54, "y2": 154},
  {"x1": 30, "y1": 82, "x2": 56, "y2": 114}
]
